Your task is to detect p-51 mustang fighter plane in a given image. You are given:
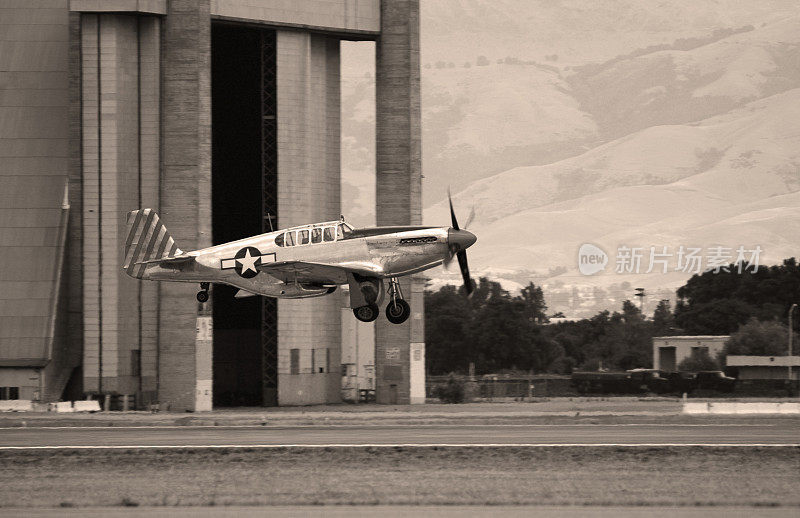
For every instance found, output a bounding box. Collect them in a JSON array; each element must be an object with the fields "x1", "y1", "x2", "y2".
[{"x1": 122, "y1": 196, "x2": 476, "y2": 324}]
